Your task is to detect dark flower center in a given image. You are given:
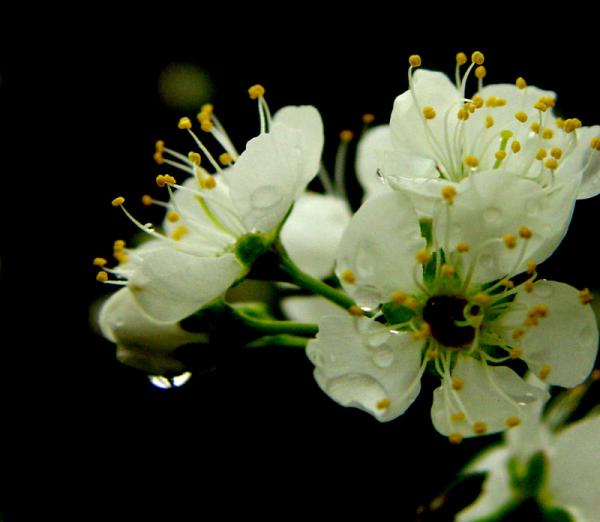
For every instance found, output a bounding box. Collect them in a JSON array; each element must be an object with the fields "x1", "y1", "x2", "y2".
[{"x1": 423, "y1": 295, "x2": 475, "y2": 348}]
